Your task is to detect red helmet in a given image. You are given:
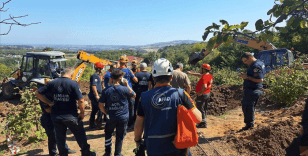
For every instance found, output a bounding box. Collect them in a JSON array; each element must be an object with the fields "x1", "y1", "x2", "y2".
[
  {"x1": 201, "y1": 63, "x2": 211, "y2": 71},
  {"x1": 94, "y1": 62, "x2": 104, "y2": 69}
]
